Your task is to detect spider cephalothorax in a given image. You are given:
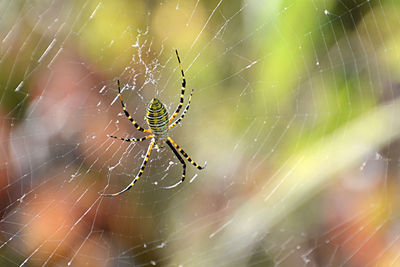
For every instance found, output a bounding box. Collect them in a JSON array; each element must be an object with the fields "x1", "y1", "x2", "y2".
[{"x1": 102, "y1": 50, "x2": 206, "y2": 197}]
